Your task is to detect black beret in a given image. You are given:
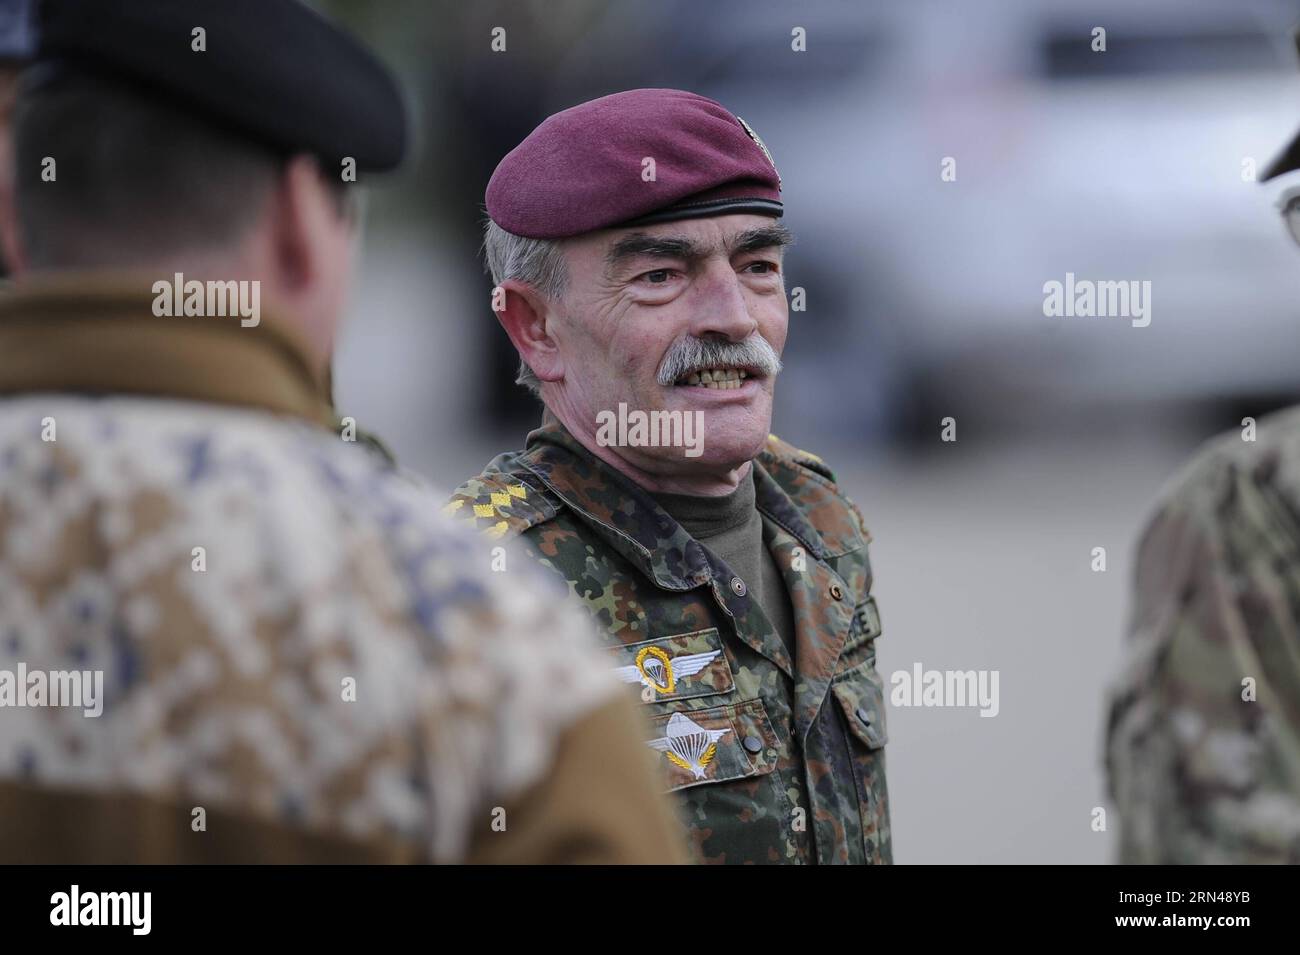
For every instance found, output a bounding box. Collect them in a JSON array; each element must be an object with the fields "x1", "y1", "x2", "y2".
[
  {"x1": 1264, "y1": 28, "x2": 1300, "y2": 181},
  {"x1": 1264, "y1": 129, "x2": 1300, "y2": 182},
  {"x1": 35, "y1": 0, "x2": 406, "y2": 172}
]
